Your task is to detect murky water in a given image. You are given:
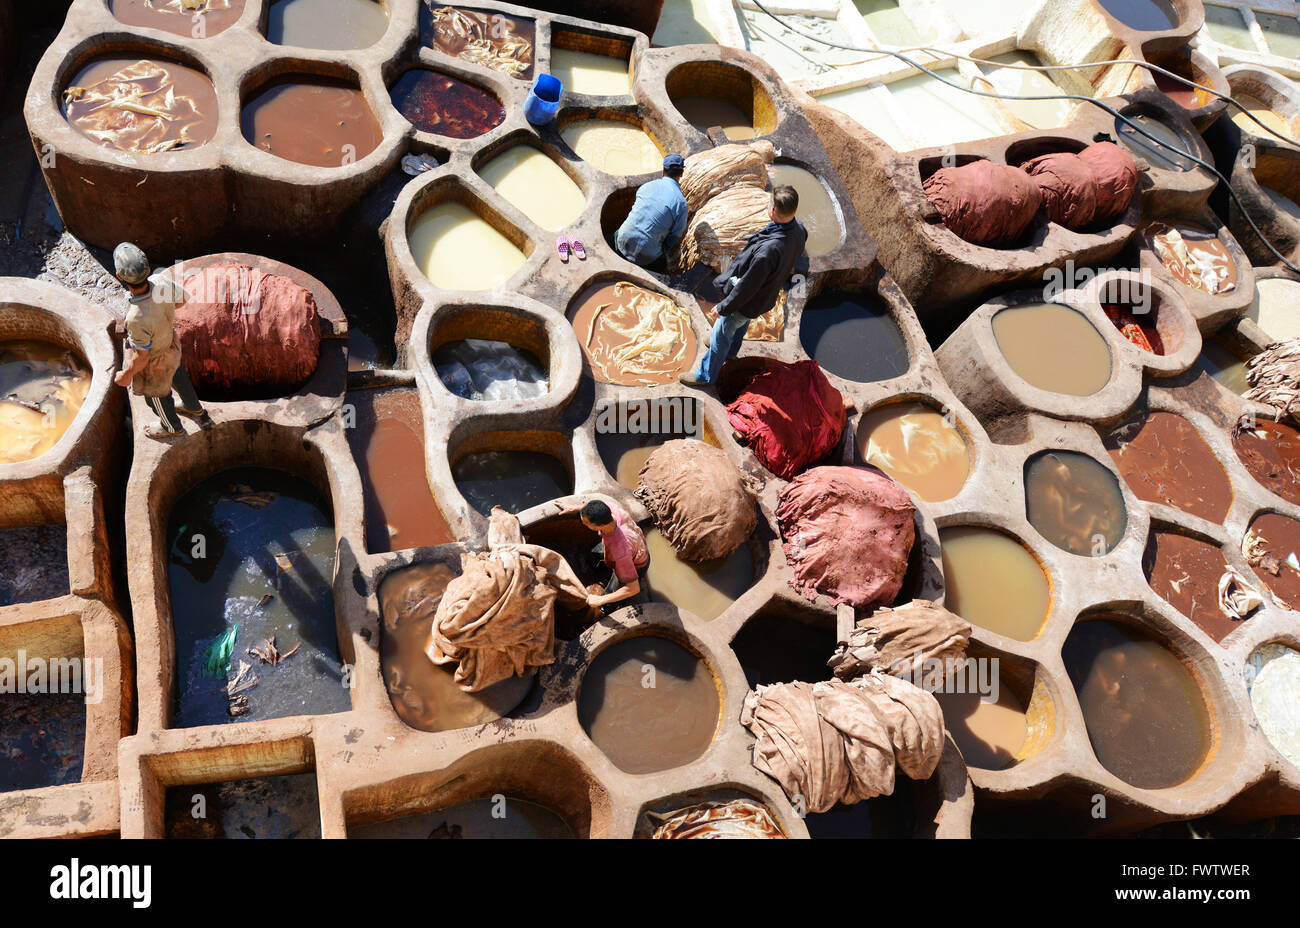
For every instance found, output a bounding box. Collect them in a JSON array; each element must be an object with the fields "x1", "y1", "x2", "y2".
[
  {"x1": 1024, "y1": 451, "x2": 1127, "y2": 556},
  {"x1": 0, "y1": 523, "x2": 69, "y2": 606},
  {"x1": 992, "y1": 303, "x2": 1112, "y2": 396},
  {"x1": 109, "y1": 0, "x2": 245, "y2": 37},
  {"x1": 799, "y1": 295, "x2": 909, "y2": 383},
  {"x1": 164, "y1": 773, "x2": 321, "y2": 838},
  {"x1": 0, "y1": 340, "x2": 91, "y2": 465},
  {"x1": 643, "y1": 526, "x2": 754, "y2": 621},
  {"x1": 265, "y1": 0, "x2": 388, "y2": 49},
  {"x1": 939, "y1": 526, "x2": 1050, "y2": 641},
  {"x1": 452, "y1": 450, "x2": 571, "y2": 516},
  {"x1": 241, "y1": 81, "x2": 382, "y2": 167},
  {"x1": 0, "y1": 691, "x2": 85, "y2": 791},
  {"x1": 1144, "y1": 530, "x2": 1237, "y2": 642},
  {"x1": 349, "y1": 797, "x2": 573, "y2": 838}
]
